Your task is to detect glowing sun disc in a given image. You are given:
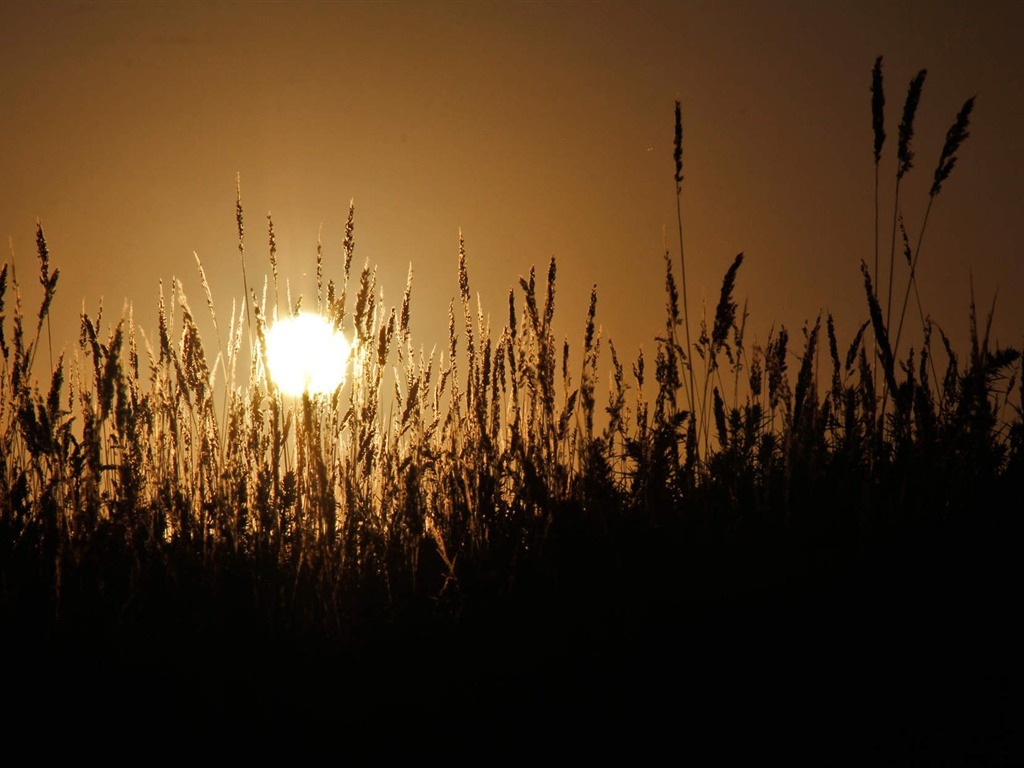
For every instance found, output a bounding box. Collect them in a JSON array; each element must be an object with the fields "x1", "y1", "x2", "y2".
[{"x1": 264, "y1": 313, "x2": 350, "y2": 396}]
